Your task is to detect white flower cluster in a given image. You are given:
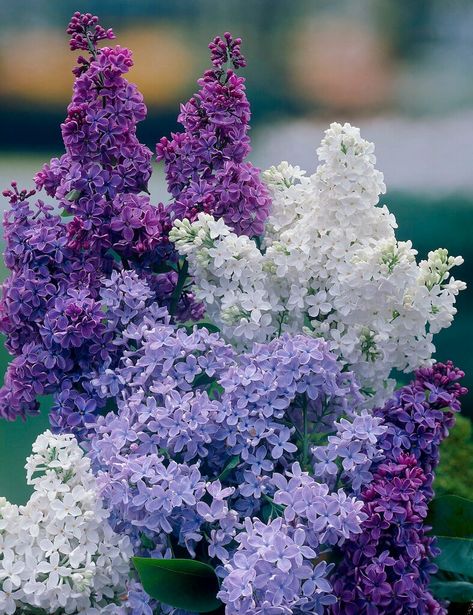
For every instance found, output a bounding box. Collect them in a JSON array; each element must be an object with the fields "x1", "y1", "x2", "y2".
[
  {"x1": 171, "y1": 122, "x2": 465, "y2": 402},
  {"x1": 0, "y1": 431, "x2": 132, "y2": 615}
]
